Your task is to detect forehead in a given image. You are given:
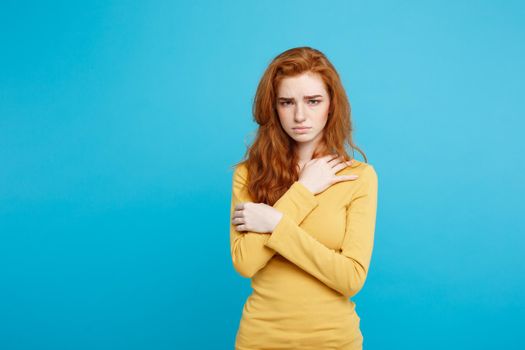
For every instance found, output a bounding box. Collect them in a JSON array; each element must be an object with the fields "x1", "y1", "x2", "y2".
[{"x1": 277, "y1": 72, "x2": 327, "y2": 96}]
